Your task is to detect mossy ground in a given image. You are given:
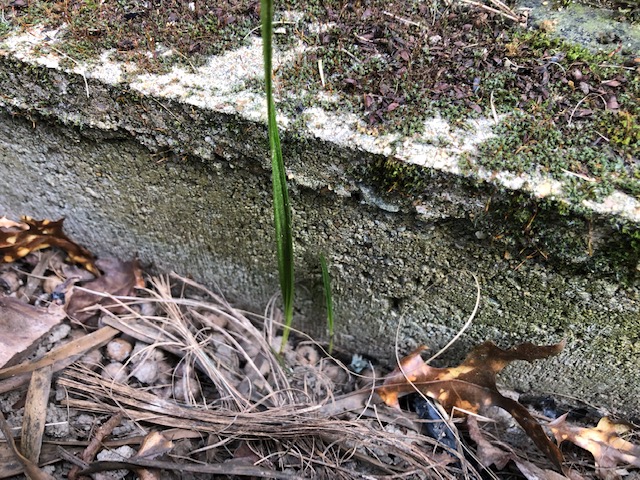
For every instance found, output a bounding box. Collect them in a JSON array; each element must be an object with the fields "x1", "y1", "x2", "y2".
[
  {"x1": 272, "y1": 2, "x2": 638, "y2": 204},
  {"x1": 0, "y1": 0, "x2": 261, "y2": 71}
]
